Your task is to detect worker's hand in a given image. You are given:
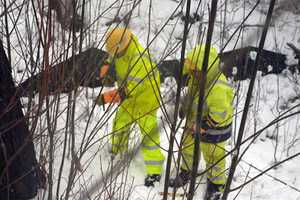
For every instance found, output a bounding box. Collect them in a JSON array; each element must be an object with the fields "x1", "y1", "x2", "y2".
[
  {"x1": 99, "y1": 64, "x2": 110, "y2": 79},
  {"x1": 98, "y1": 63, "x2": 116, "y2": 86},
  {"x1": 186, "y1": 123, "x2": 206, "y2": 135}
]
